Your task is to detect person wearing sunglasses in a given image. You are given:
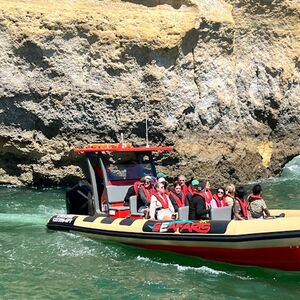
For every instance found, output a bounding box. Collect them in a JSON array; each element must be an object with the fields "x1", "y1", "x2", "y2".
[
  {"x1": 211, "y1": 187, "x2": 226, "y2": 208},
  {"x1": 149, "y1": 182, "x2": 175, "y2": 220},
  {"x1": 136, "y1": 176, "x2": 154, "y2": 214}
]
